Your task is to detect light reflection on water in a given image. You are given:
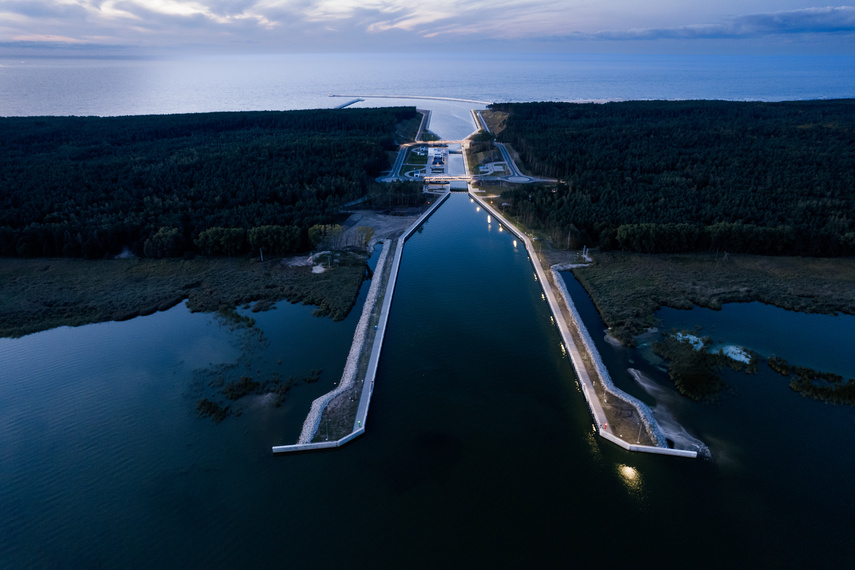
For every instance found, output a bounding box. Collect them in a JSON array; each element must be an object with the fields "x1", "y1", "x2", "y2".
[{"x1": 617, "y1": 464, "x2": 646, "y2": 503}]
